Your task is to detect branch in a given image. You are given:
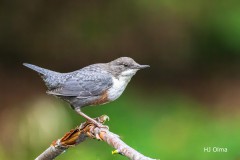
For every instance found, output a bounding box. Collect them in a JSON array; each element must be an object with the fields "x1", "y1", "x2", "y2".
[{"x1": 35, "y1": 115, "x2": 157, "y2": 160}]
